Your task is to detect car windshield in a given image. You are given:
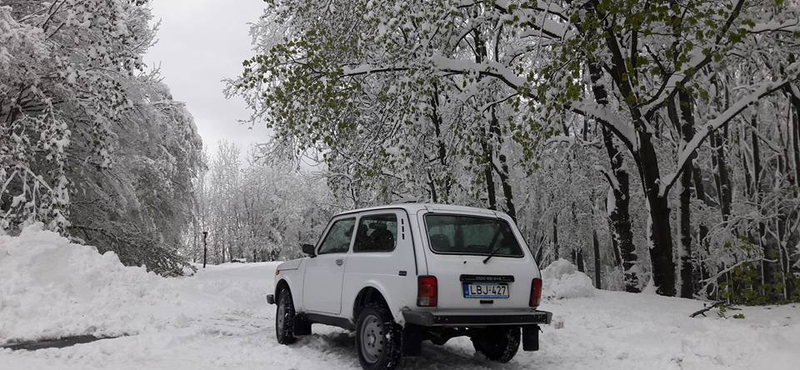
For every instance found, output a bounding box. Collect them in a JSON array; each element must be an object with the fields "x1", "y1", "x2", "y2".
[{"x1": 425, "y1": 214, "x2": 523, "y2": 257}]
